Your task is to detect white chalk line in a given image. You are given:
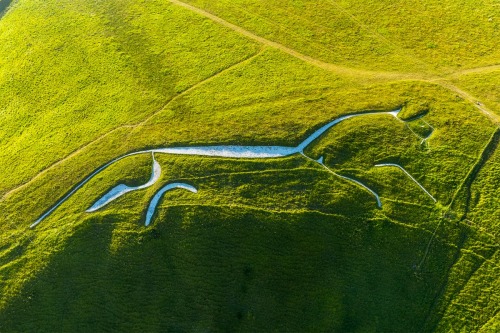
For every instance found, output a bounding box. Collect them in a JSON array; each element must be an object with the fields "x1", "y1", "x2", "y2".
[
  {"x1": 86, "y1": 153, "x2": 162, "y2": 213},
  {"x1": 301, "y1": 153, "x2": 382, "y2": 208},
  {"x1": 32, "y1": 109, "x2": 400, "y2": 227},
  {"x1": 374, "y1": 163, "x2": 437, "y2": 202},
  {"x1": 145, "y1": 183, "x2": 198, "y2": 226}
]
